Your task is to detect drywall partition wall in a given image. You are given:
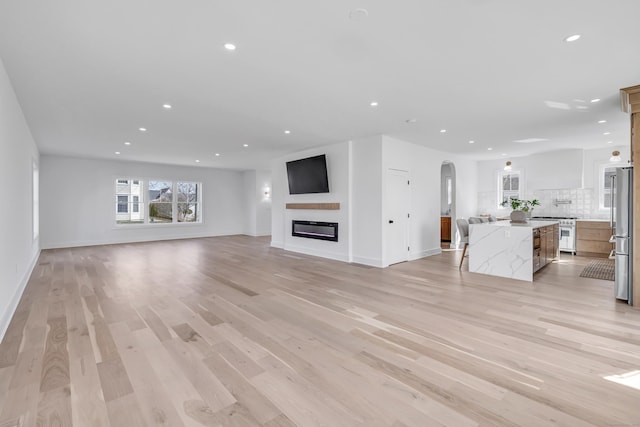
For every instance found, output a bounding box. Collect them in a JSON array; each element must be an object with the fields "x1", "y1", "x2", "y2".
[
  {"x1": 243, "y1": 169, "x2": 272, "y2": 237},
  {"x1": 271, "y1": 142, "x2": 350, "y2": 262},
  {"x1": 0, "y1": 57, "x2": 40, "y2": 340},
  {"x1": 381, "y1": 136, "x2": 478, "y2": 263},
  {"x1": 40, "y1": 155, "x2": 246, "y2": 248},
  {"x1": 255, "y1": 169, "x2": 272, "y2": 236},
  {"x1": 382, "y1": 136, "x2": 439, "y2": 263},
  {"x1": 351, "y1": 136, "x2": 383, "y2": 266},
  {"x1": 243, "y1": 170, "x2": 258, "y2": 236}
]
